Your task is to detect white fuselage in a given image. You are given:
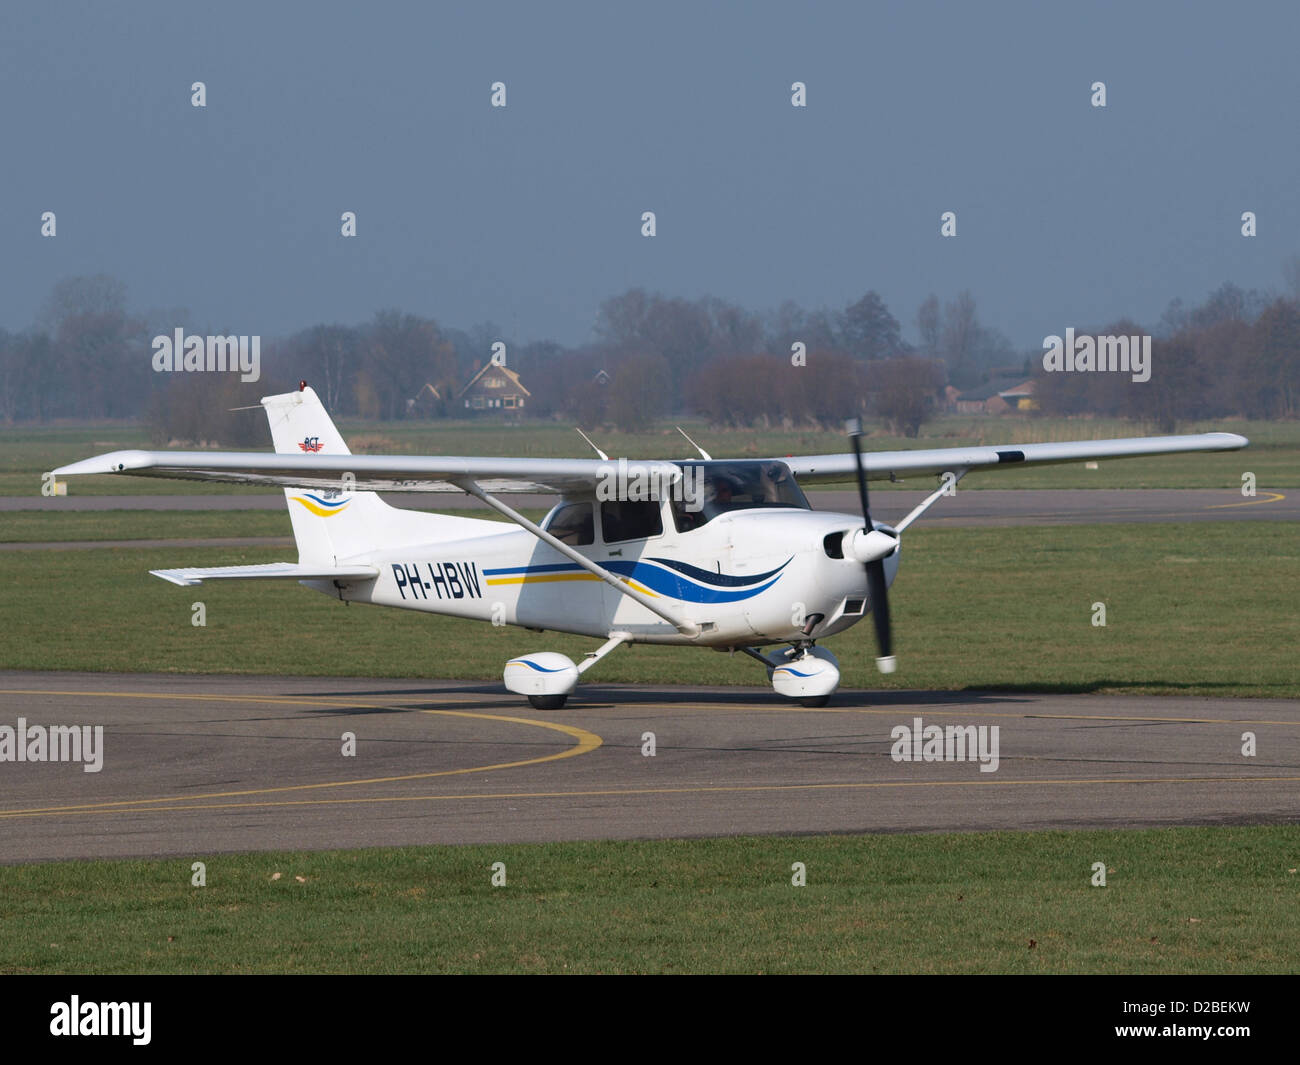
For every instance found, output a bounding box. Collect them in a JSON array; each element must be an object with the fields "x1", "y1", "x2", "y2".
[{"x1": 312, "y1": 497, "x2": 897, "y2": 648}]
